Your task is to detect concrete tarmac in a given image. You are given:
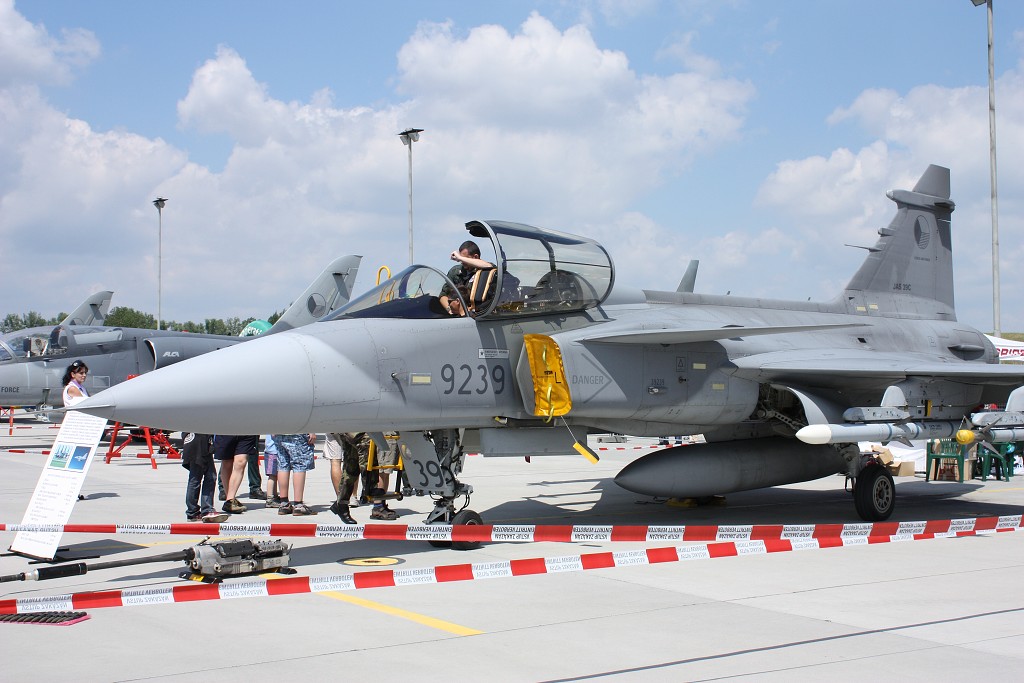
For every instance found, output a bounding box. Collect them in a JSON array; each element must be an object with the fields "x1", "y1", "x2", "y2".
[{"x1": 2, "y1": 417, "x2": 1023, "y2": 682}]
